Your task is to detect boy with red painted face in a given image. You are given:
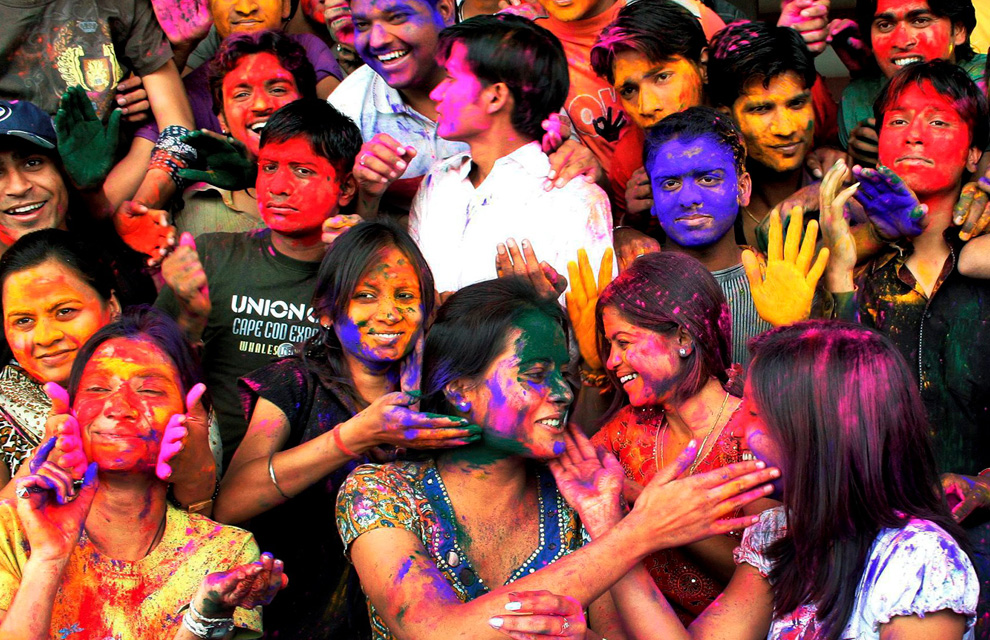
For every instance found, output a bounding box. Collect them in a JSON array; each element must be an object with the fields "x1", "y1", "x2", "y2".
[
  {"x1": 839, "y1": 0, "x2": 984, "y2": 166},
  {"x1": 157, "y1": 99, "x2": 361, "y2": 466},
  {"x1": 707, "y1": 21, "x2": 820, "y2": 247},
  {"x1": 823, "y1": 61, "x2": 990, "y2": 635},
  {"x1": 409, "y1": 15, "x2": 613, "y2": 299}
]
